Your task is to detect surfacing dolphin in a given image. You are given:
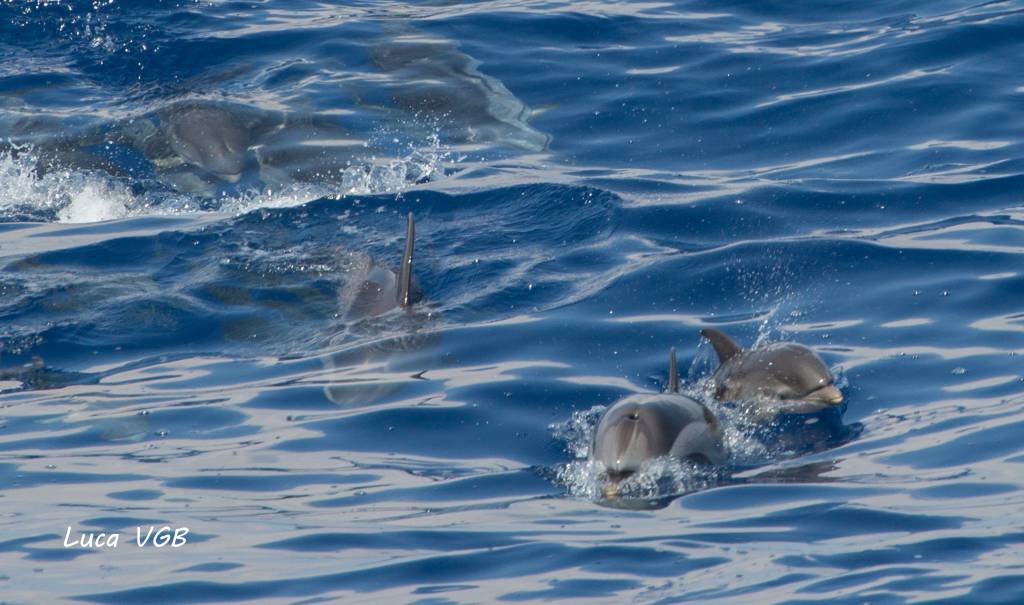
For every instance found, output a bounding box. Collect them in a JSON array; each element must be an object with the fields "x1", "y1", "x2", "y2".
[
  {"x1": 701, "y1": 327, "x2": 843, "y2": 414},
  {"x1": 337, "y1": 211, "x2": 418, "y2": 320},
  {"x1": 322, "y1": 212, "x2": 430, "y2": 406},
  {"x1": 589, "y1": 348, "x2": 728, "y2": 494}
]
